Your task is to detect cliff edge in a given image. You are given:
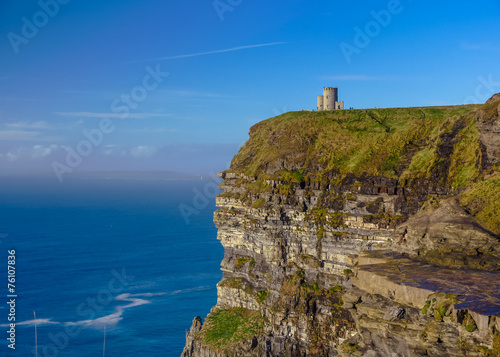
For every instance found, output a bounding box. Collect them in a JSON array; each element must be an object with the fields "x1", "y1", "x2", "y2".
[{"x1": 182, "y1": 95, "x2": 500, "y2": 356}]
